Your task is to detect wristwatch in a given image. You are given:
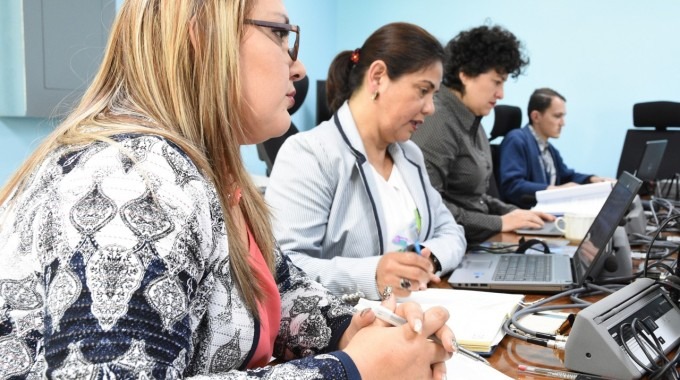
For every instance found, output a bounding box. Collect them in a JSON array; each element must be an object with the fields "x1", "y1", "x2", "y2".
[{"x1": 430, "y1": 254, "x2": 442, "y2": 273}]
